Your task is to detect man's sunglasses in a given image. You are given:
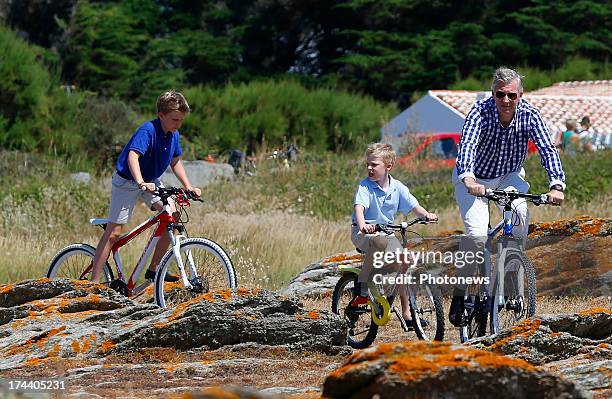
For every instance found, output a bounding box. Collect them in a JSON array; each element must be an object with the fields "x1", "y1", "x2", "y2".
[{"x1": 495, "y1": 91, "x2": 519, "y2": 100}]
